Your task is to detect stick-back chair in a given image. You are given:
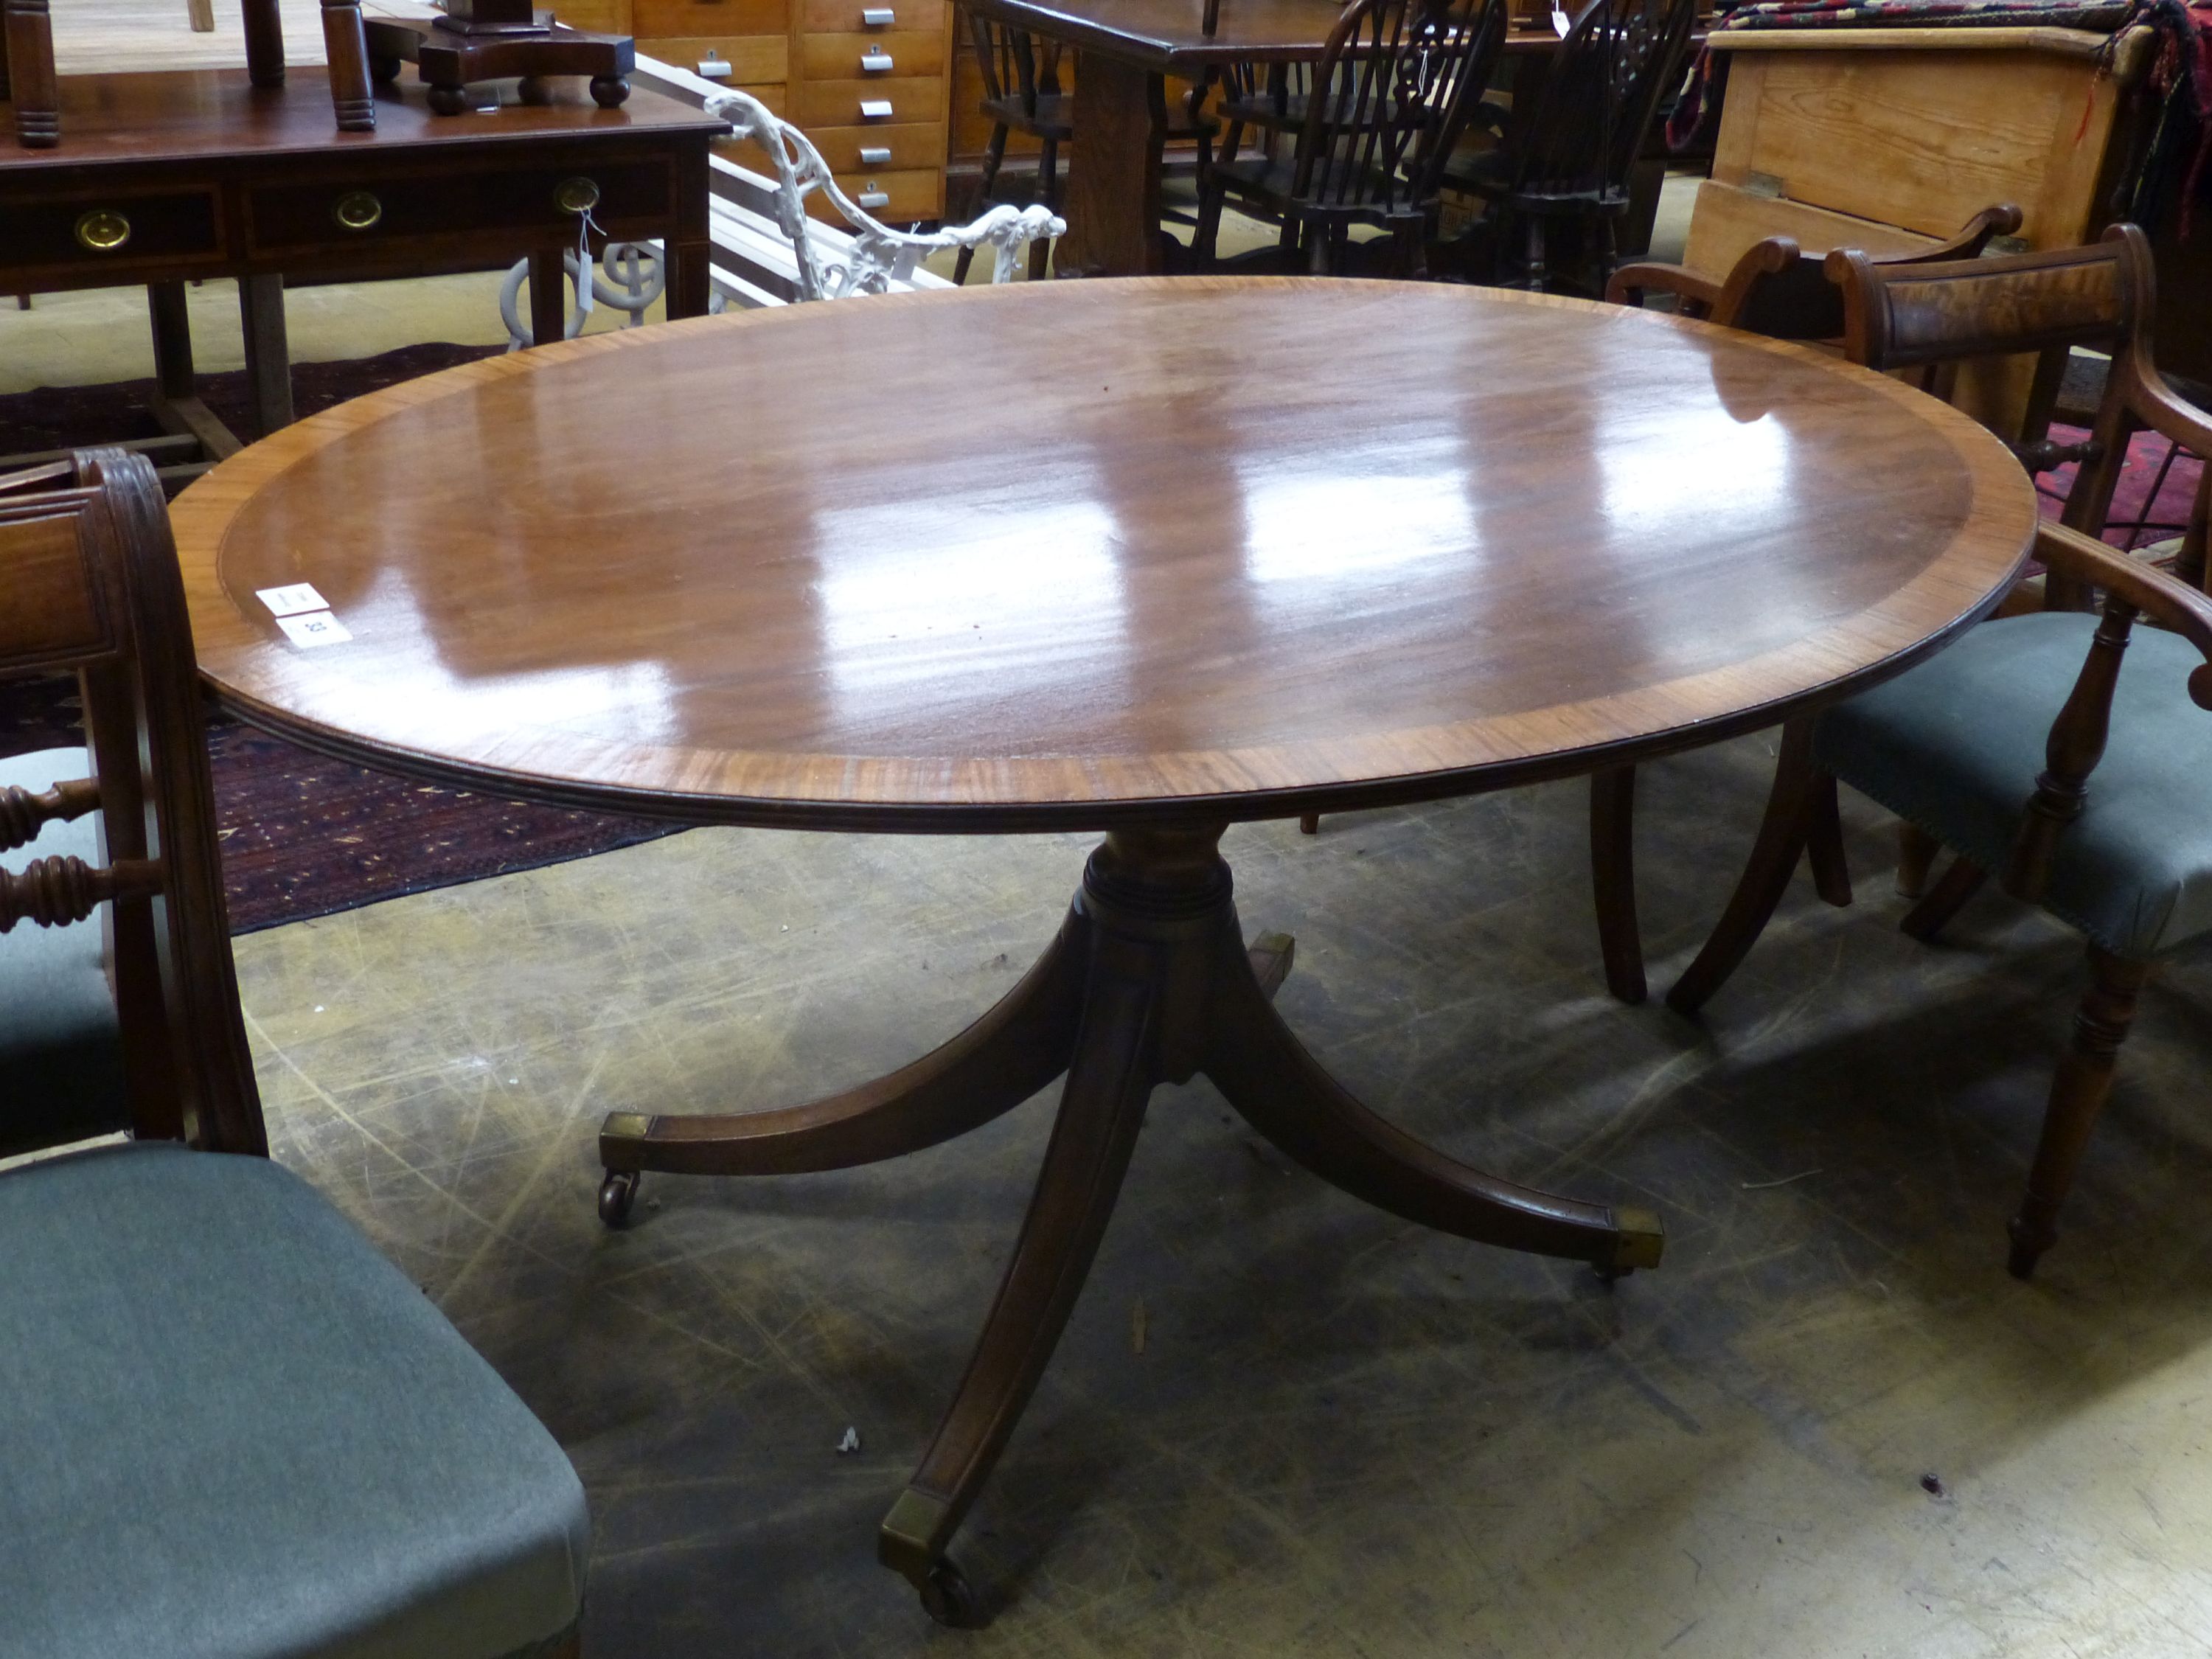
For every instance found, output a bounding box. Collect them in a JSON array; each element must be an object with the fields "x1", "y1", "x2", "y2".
[
  {"x1": 1441, "y1": 0, "x2": 1695, "y2": 291},
  {"x1": 3, "y1": 0, "x2": 376, "y2": 147},
  {"x1": 0, "y1": 450, "x2": 594, "y2": 1659},
  {"x1": 1194, "y1": 0, "x2": 1506, "y2": 276},
  {"x1": 1665, "y1": 226, "x2": 2212, "y2": 1276}
]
